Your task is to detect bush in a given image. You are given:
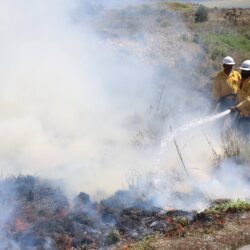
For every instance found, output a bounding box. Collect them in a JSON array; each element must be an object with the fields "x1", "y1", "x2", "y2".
[
  {"x1": 211, "y1": 45, "x2": 227, "y2": 60},
  {"x1": 106, "y1": 229, "x2": 120, "y2": 245},
  {"x1": 244, "y1": 31, "x2": 250, "y2": 40},
  {"x1": 195, "y1": 5, "x2": 208, "y2": 22},
  {"x1": 210, "y1": 199, "x2": 250, "y2": 213}
]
